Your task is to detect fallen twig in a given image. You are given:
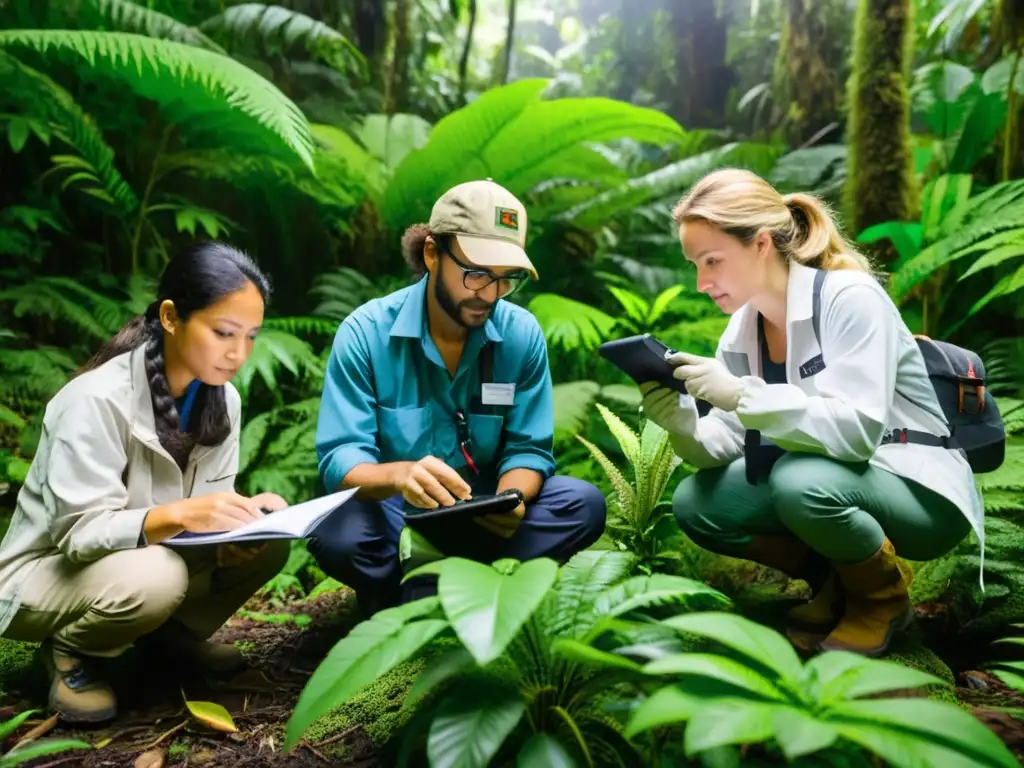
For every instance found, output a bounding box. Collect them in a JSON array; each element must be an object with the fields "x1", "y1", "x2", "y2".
[
  {"x1": 140, "y1": 720, "x2": 187, "y2": 751},
  {"x1": 12, "y1": 712, "x2": 58, "y2": 747},
  {"x1": 300, "y1": 741, "x2": 329, "y2": 761},
  {"x1": 312, "y1": 725, "x2": 360, "y2": 748}
]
